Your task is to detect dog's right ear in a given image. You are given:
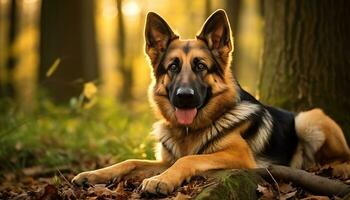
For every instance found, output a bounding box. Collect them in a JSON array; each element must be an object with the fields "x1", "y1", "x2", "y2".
[{"x1": 145, "y1": 12, "x2": 178, "y2": 67}]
